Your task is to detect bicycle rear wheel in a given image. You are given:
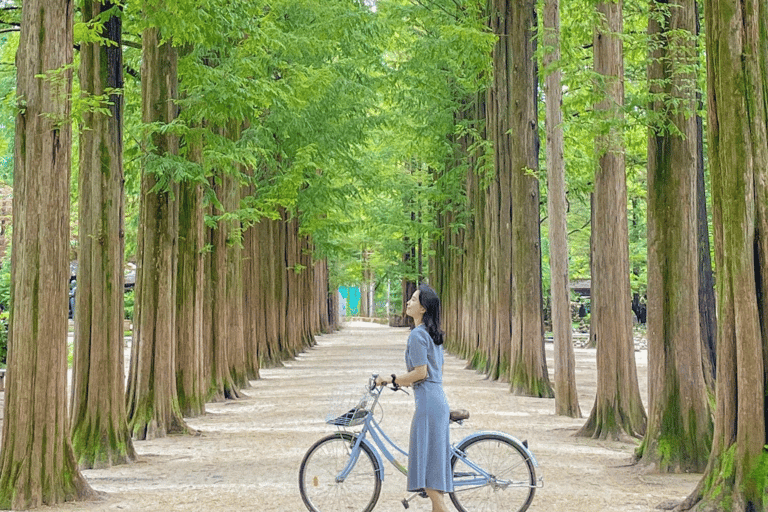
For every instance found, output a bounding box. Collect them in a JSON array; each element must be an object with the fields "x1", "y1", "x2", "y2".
[
  {"x1": 450, "y1": 433, "x2": 536, "y2": 512},
  {"x1": 299, "y1": 432, "x2": 382, "y2": 512}
]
